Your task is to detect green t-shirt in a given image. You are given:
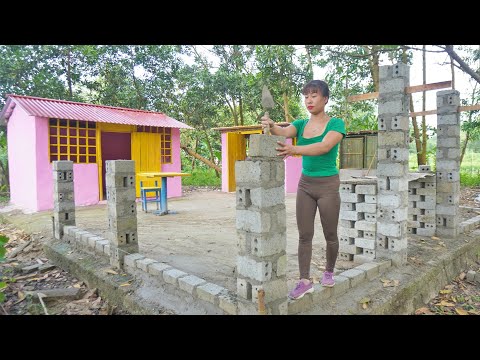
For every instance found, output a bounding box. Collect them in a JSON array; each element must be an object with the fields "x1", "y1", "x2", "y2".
[{"x1": 292, "y1": 117, "x2": 346, "y2": 177}]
